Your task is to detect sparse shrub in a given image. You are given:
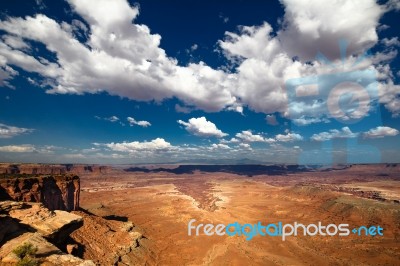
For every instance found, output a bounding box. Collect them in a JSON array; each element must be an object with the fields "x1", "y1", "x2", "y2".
[
  {"x1": 12, "y1": 242, "x2": 39, "y2": 266},
  {"x1": 16, "y1": 256, "x2": 39, "y2": 266},
  {"x1": 13, "y1": 242, "x2": 38, "y2": 259}
]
